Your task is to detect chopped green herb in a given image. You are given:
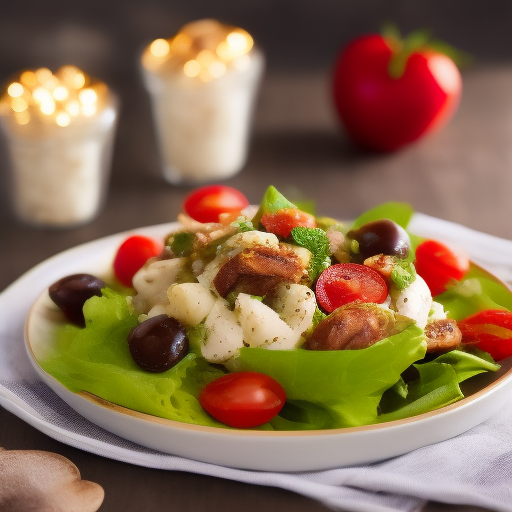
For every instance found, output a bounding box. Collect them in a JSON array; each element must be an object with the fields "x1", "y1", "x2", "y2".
[
  {"x1": 231, "y1": 216, "x2": 255, "y2": 232},
  {"x1": 200, "y1": 234, "x2": 233, "y2": 261},
  {"x1": 291, "y1": 227, "x2": 331, "y2": 281},
  {"x1": 225, "y1": 291, "x2": 238, "y2": 309},
  {"x1": 186, "y1": 322, "x2": 208, "y2": 355},
  {"x1": 311, "y1": 306, "x2": 327, "y2": 330},
  {"x1": 167, "y1": 231, "x2": 195, "y2": 257},
  {"x1": 391, "y1": 260, "x2": 417, "y2": 290},
  {"x1": 226, "y1": 291, "x2": 264, "y2": 309}
]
